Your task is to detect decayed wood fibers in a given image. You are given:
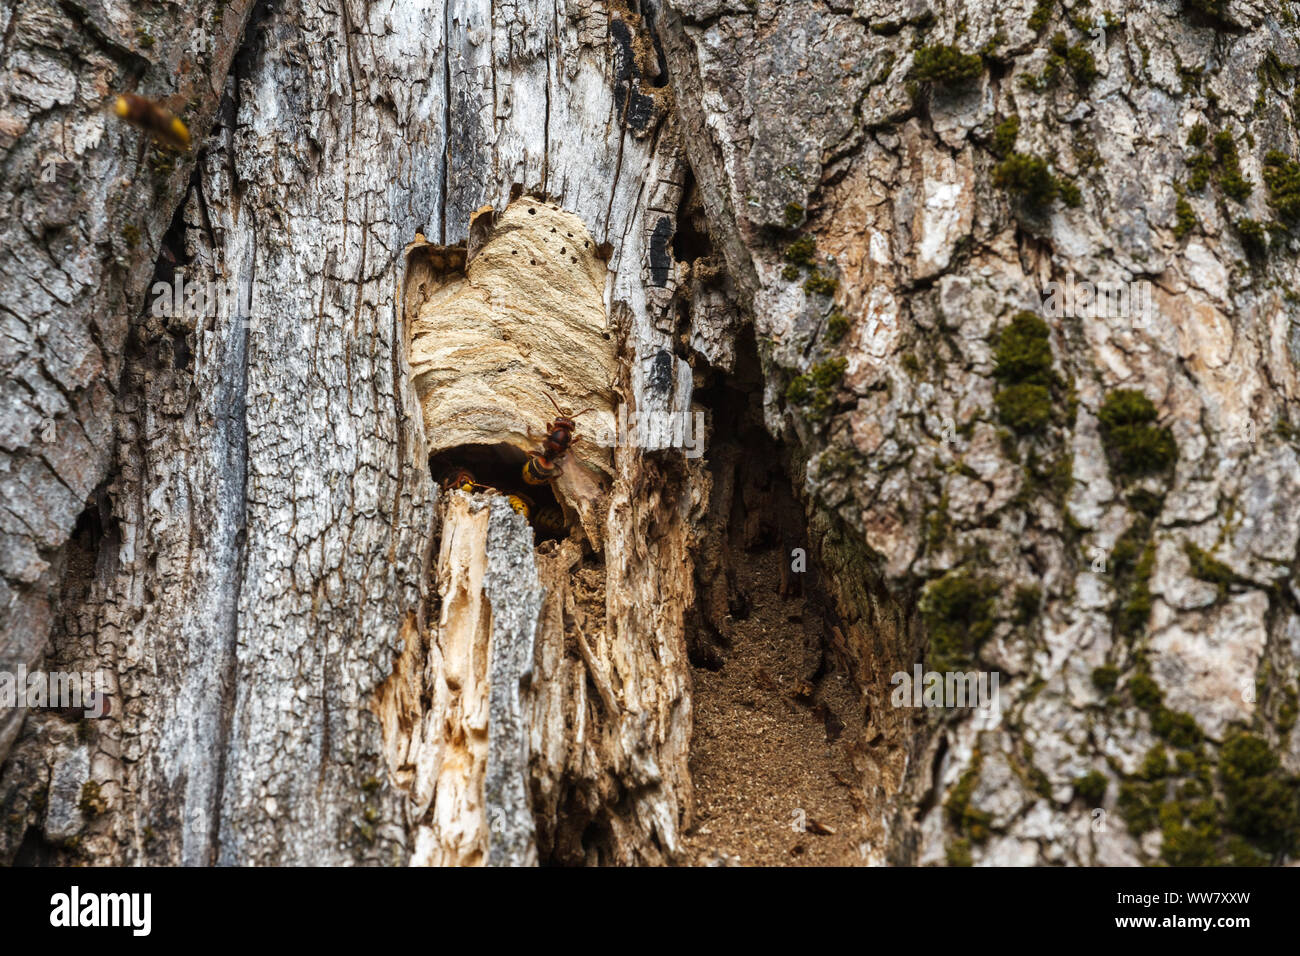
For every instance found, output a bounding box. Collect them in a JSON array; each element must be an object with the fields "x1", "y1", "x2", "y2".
[
  {"x1": 389, "y1": 191, "x2": 702, "y2": 864},
  {"x1": 374, "y1": 492, "x2": 541, "y2": 866}
]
